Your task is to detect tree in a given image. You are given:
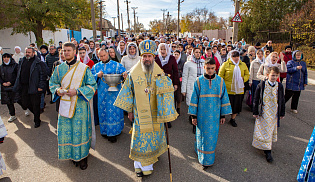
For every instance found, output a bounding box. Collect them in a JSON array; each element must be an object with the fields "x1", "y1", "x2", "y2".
[
  {"x1": 0, "y1": 0, "x2": 99, "y2": 45},
  {"x1": 238, "y1": 0, "x2": 307, "y2": 43}
]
